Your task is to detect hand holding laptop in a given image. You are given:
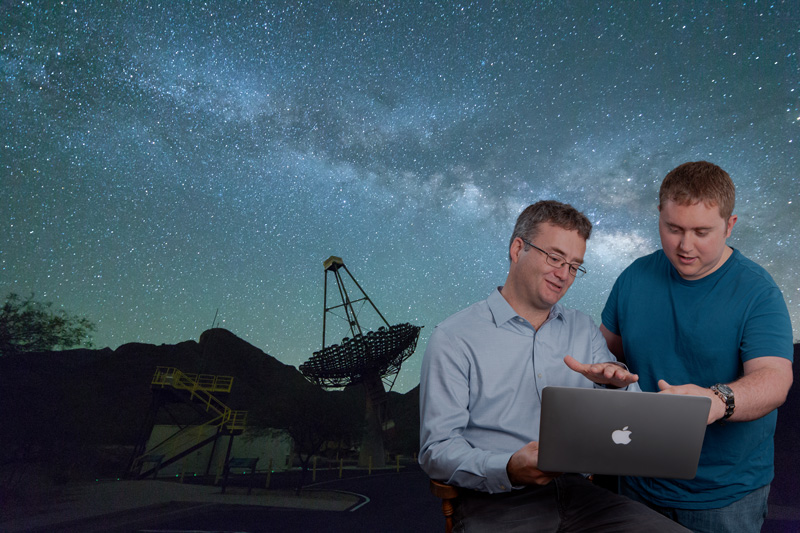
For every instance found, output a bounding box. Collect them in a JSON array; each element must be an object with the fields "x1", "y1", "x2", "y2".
[
  {"x1": 563, "y1": 355, "x2": 639, "y2": 388},
  {"x1": 507, "y1": 441, "x2": 562, "y2": 486},
  {"x1": 658, "y1": 380, "x2": 724, "y2": 425}
]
